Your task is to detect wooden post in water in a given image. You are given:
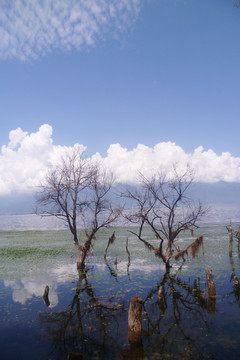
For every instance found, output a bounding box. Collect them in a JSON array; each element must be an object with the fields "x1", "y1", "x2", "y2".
[
  {"x1": 205, "y1": 268, "x2": 216, "y2": 313},
  {"x1": 206, "y1": 268, "x2": 216, "y2": 297},
  {"x1": 233, "y1": 275, "x2": 240, "y2": 301},
  {"x1": 128, "y1": 295, "x2": 143, "y2": 344}
]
